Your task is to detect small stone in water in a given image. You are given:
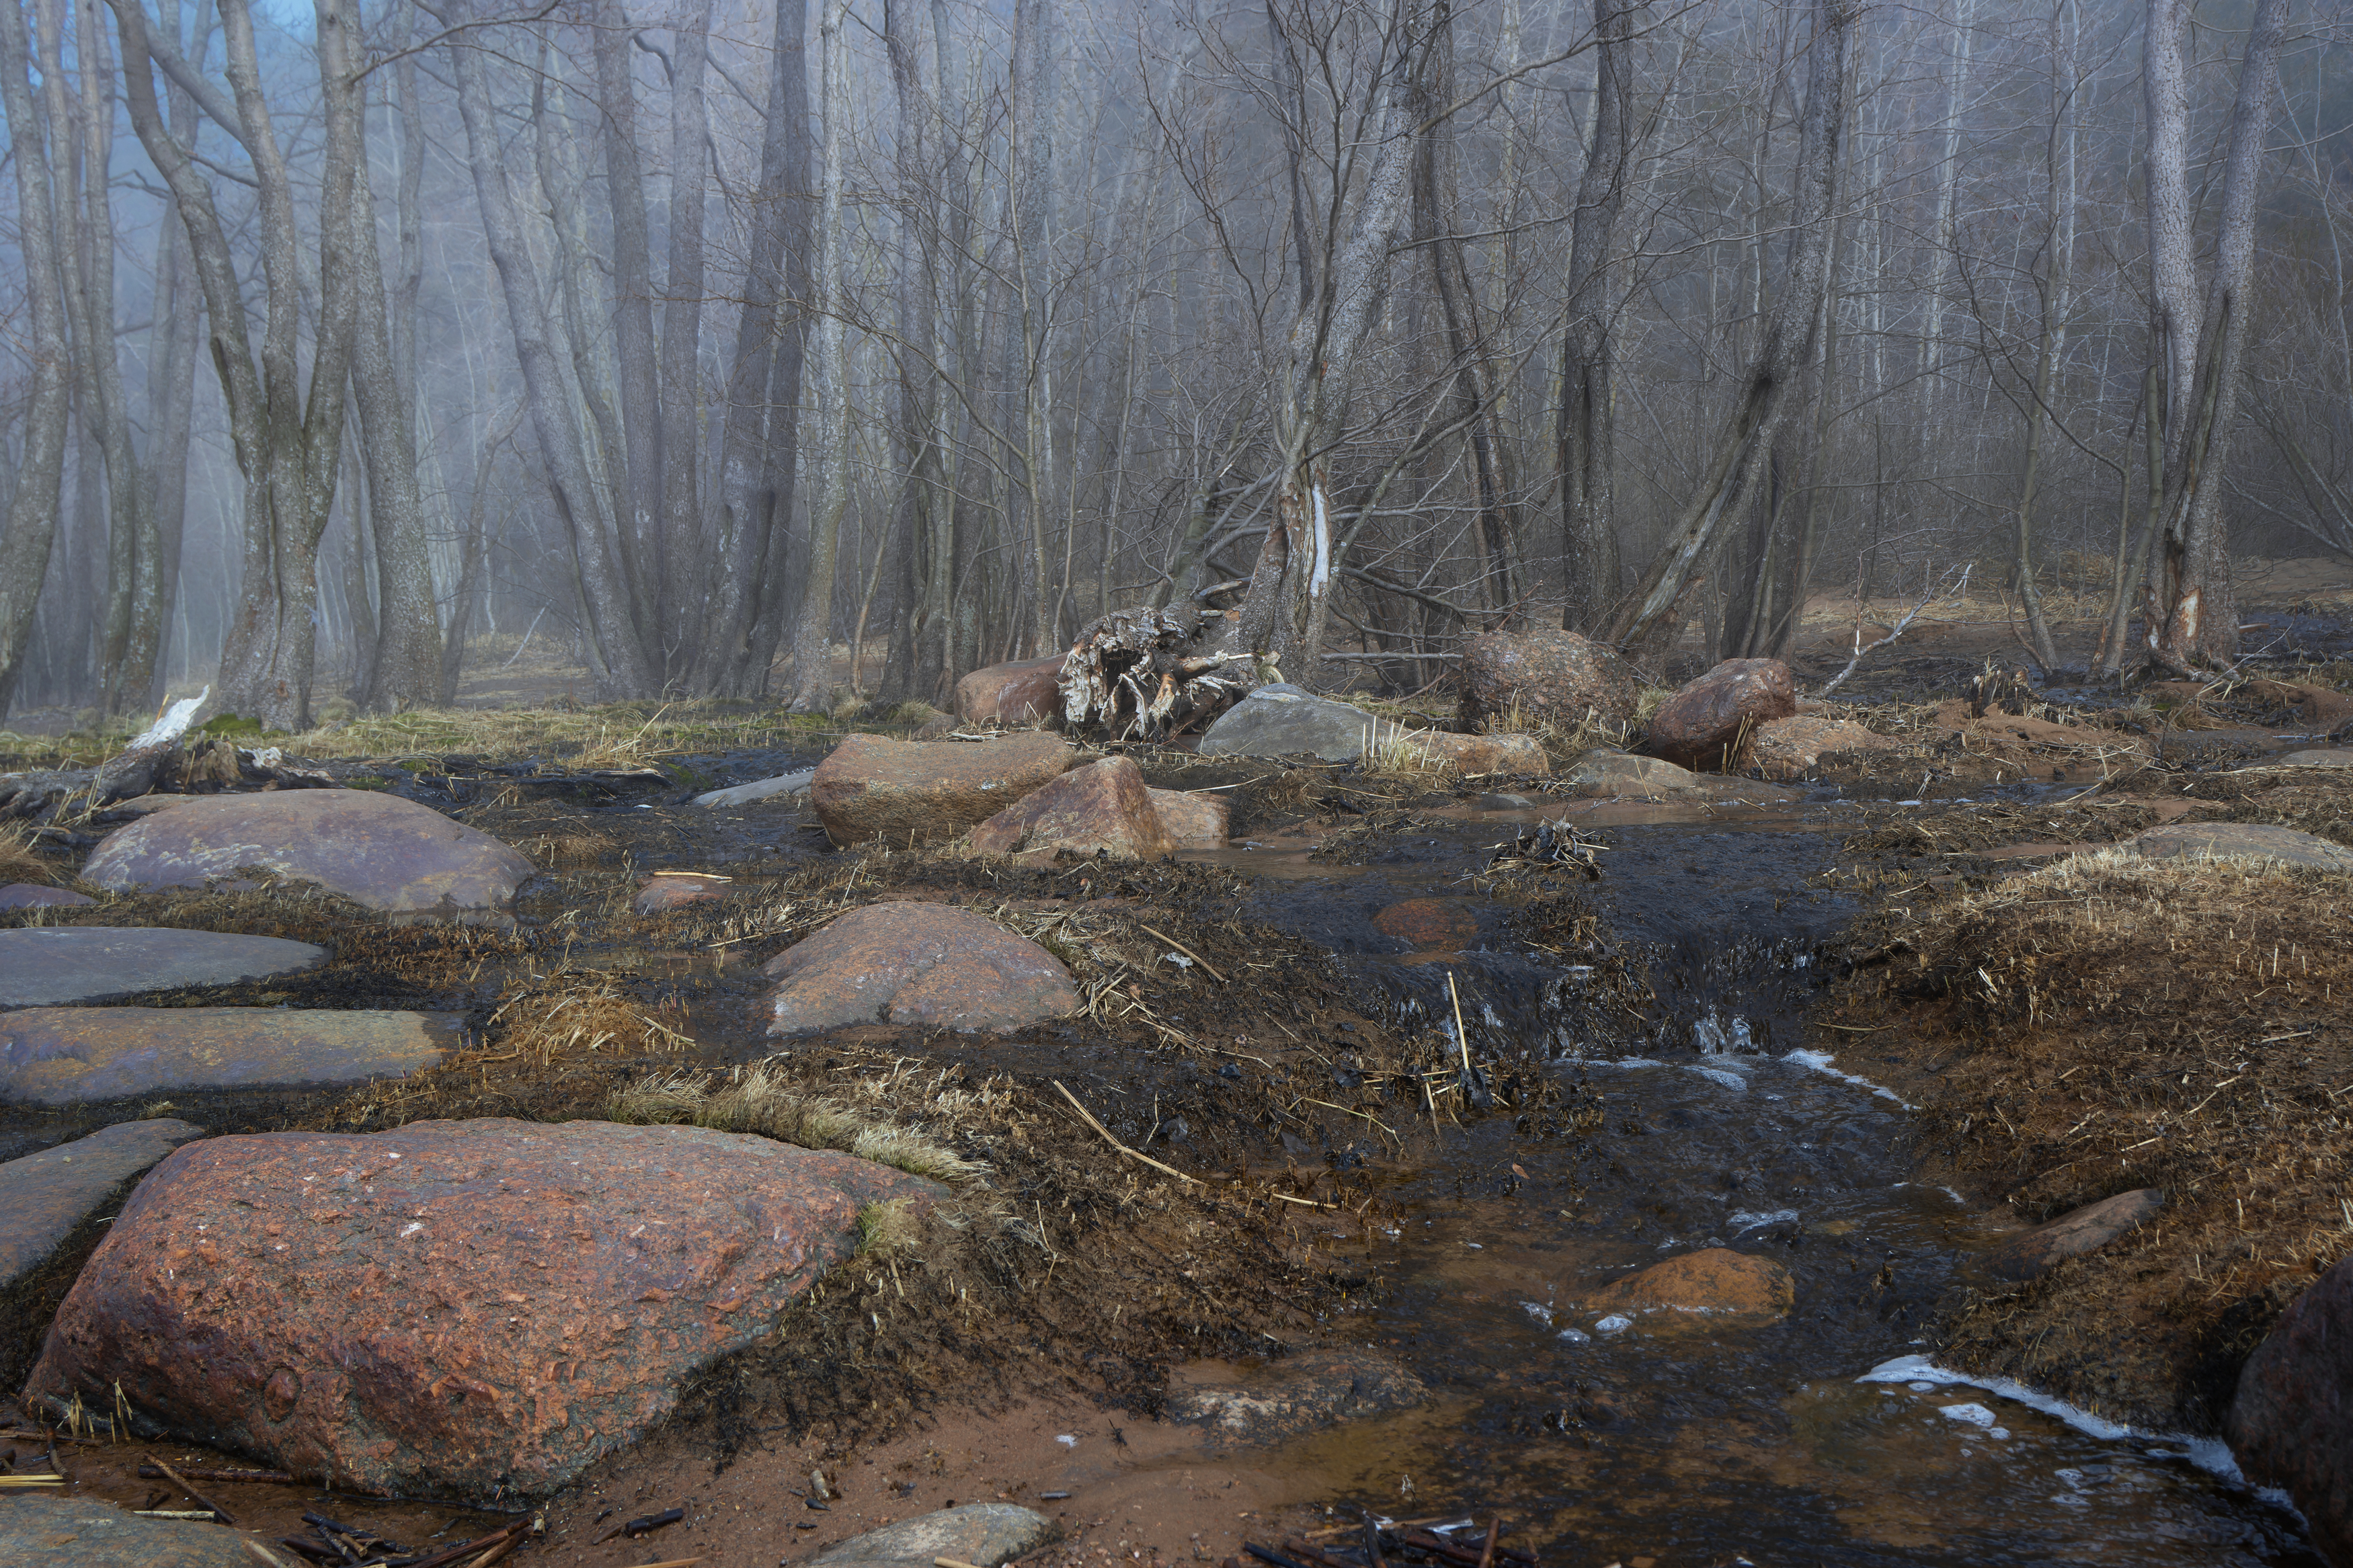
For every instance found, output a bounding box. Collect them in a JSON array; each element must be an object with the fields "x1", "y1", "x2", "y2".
[
  {"x1": 1938, "y1": 1402, "x2": 1999, "y2": 1430},
  {"x1": 1558, "y1": 1327, "x2": 1591, "y2": 1345},
  {"x1": 1595, "y1": 1315, "x2": 1633, "y2": 1334}
]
